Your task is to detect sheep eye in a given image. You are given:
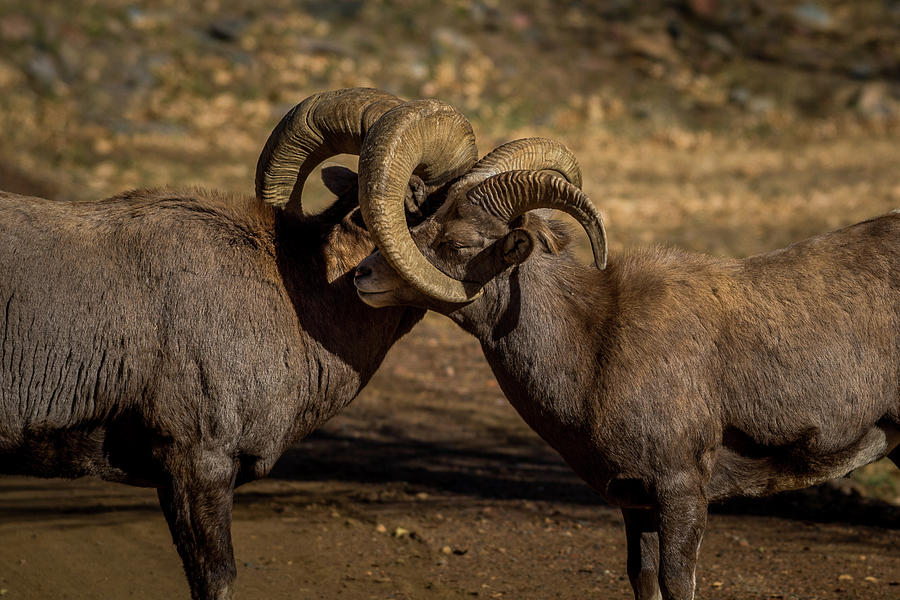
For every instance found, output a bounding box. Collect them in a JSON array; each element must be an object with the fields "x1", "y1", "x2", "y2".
[{"x1": 438, "y1": 238, "x2": 471, "y2": 251}]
